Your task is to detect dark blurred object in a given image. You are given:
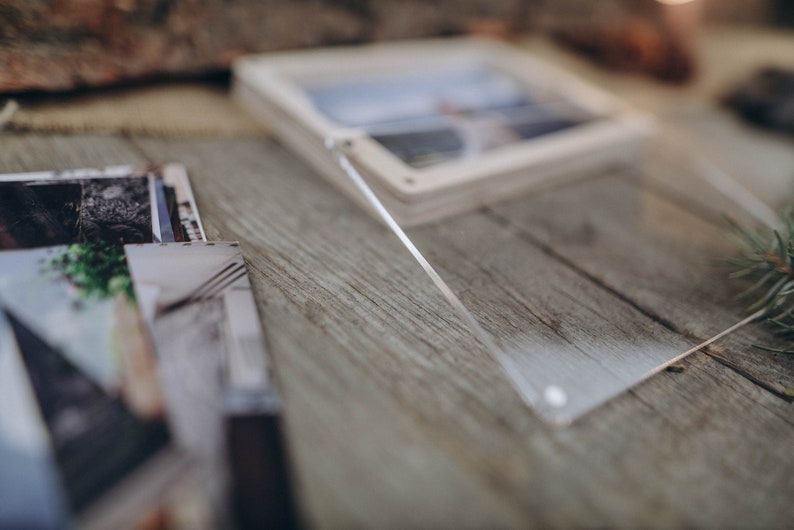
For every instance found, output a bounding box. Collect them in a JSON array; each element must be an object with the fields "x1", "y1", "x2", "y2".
[
  {"x1": 547, "y1": 0, "x2": 702, "y2": 83},
  {"x1": 227, "y1": 413, "x2": 300, "y2": 530},
  {"x1": 724, "y1": 68, "x2": 794, "y2": 135},
  {"x1": 776, "y1": 0, "x2": 794, "y2": 26},
  {"x1": 552, "y1": 18, "x2": 695, "y2": 83},
  {"x1": 0, "y1": 0, "x2": 530, "y2": 93}
]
